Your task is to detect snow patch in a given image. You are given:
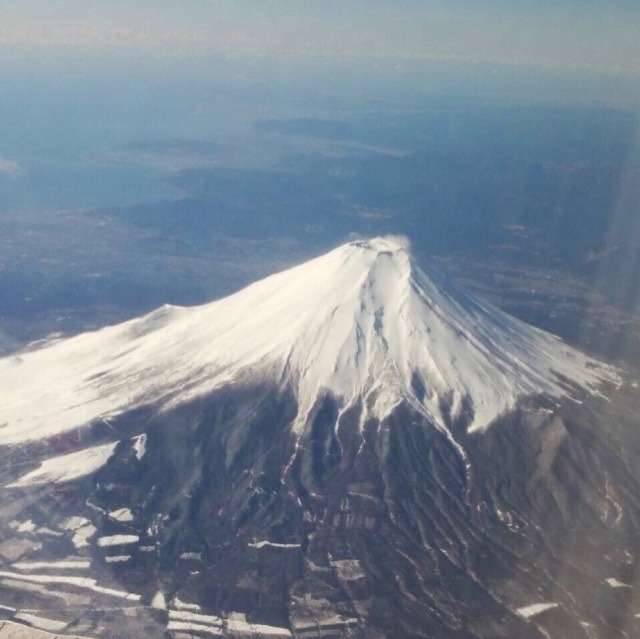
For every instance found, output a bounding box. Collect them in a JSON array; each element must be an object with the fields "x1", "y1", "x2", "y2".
[
  {"x1": 97, "y1": 534, "x2": 139, "y2": 547},
  {"x1": 132, "y1": 433, "x2": 147, "y2": 460},
  {"x1": 167, "y1": 621, "x2": 222, "y2": 636},
  {"x1": 173, "y1": 596, "x2": 202, "y2": 612},
  {"x1": 13, "y1": 612, "x2": 68, "y2": 632},
  {"x1": 605, "y1": 577, "x2": 632, "y2": 588},
  {"x1": 169, "y1": 610, "x2": 223, "y2": 629},
  {"x1": 0, "y1": 570, "x2": 141, "y2": 601},
  {"x1": 227, "y1": 616, "x2": 292, "y2": 637},
  {"x1": 12, "y1": 520, "x2": 36, "y2": 533},
  {"x1": 248, "y1": 541, "x2": 301, "y2": 550},
  {"x1": 1, "y1": 578, "x2": 46, "y2": 594},
  {"x1": 109, "y1": 507, "x2": 134, "y2": 522},
  {"x1": 8, "y1": 442, "x2": 117, "y2": 487},
  {"x1": 104, "y1": 555, "x2": 131, "y2": 563},
  {"x1": 516, "y1": 602, "x2": 558, "y2": 618},
  {"x1": 72, "y1": 524, "x2": 97, "y2": 549},
  {"x1": 36, "y1": 527, "x2": 63, "y2": 538},
  {"x1": 152, "y1": 590, "x2": 167, "y2": 609},
  {"x1": 13, "y1": 560, "x2": 90, "y2": 570},
  {"x1": 62, "y1": 516, "x2": 89, "y2": 531}
]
